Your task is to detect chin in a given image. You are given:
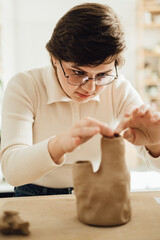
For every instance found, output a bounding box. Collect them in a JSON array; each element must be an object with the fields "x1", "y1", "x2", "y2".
[{"x1": 73, "y1": 96, "x2": 92, "y2": 103}]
